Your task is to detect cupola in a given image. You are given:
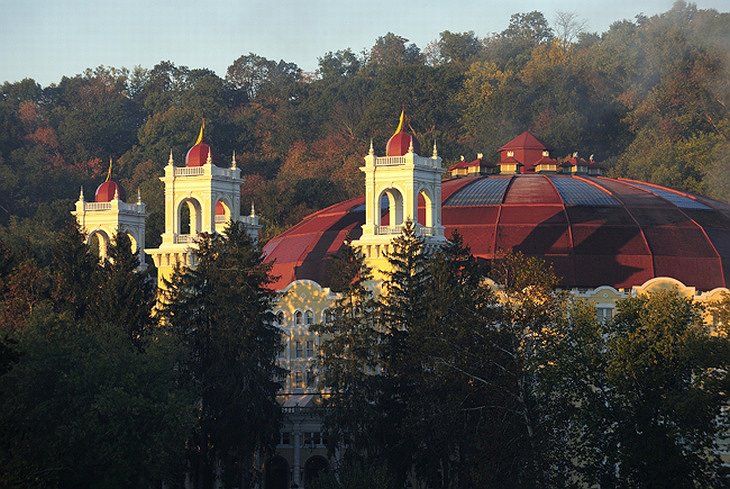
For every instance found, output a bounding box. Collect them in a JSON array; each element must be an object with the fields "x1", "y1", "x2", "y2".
[
  {"x1": 95, "y1": 158, "x2": 126, "y2": 202},
  {"x1": 385, "y1": 110, "x2": 420, "y2": 156},
  {"x1": 185, "y1": 119, "x2": 213, "y2": 167}
]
